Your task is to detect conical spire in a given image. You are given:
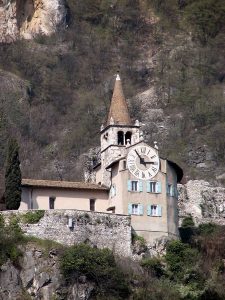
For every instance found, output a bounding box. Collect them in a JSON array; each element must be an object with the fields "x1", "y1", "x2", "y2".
[{"x1": 106, "y1": 74, "x2": 132, "y2": 126}]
